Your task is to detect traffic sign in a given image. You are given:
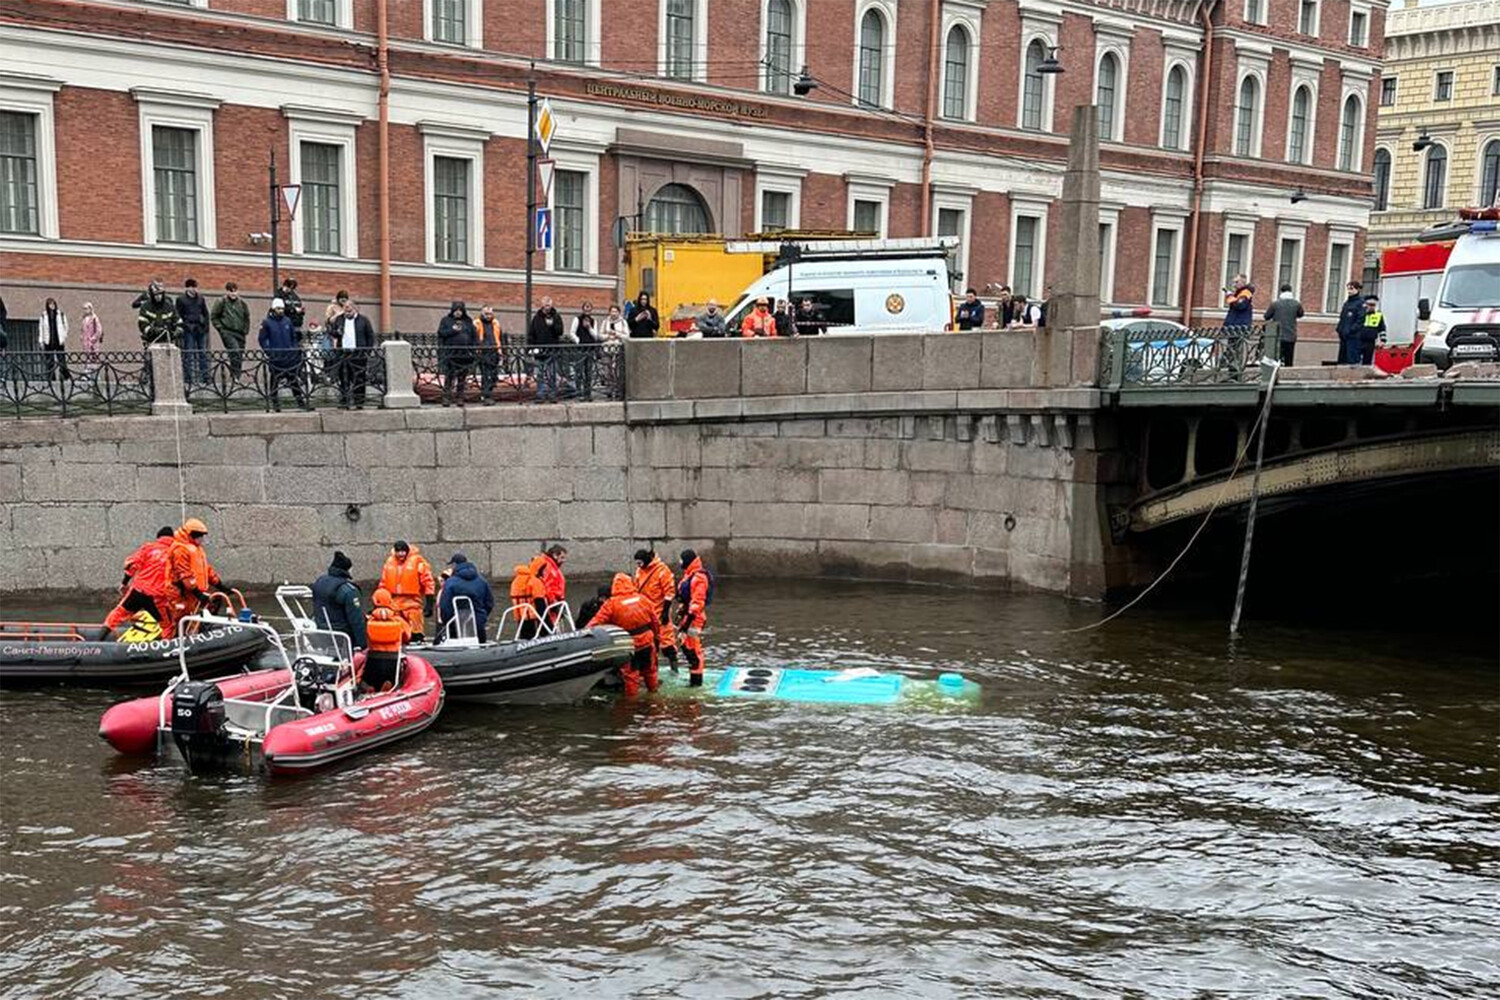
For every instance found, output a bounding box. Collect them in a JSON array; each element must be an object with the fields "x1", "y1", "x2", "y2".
[
  {"x1": 537, "y1": 157, "x2": 555, "y2": 201},
  {"x1": 279, "y1": 184, "x2": 301, "y2": 221},
  {"x1": 535, "y1": 207, "x2": 553, "y2": 251},
  {"x1": 535, "y1": 98, "x2": 556, "y2": 155}
]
